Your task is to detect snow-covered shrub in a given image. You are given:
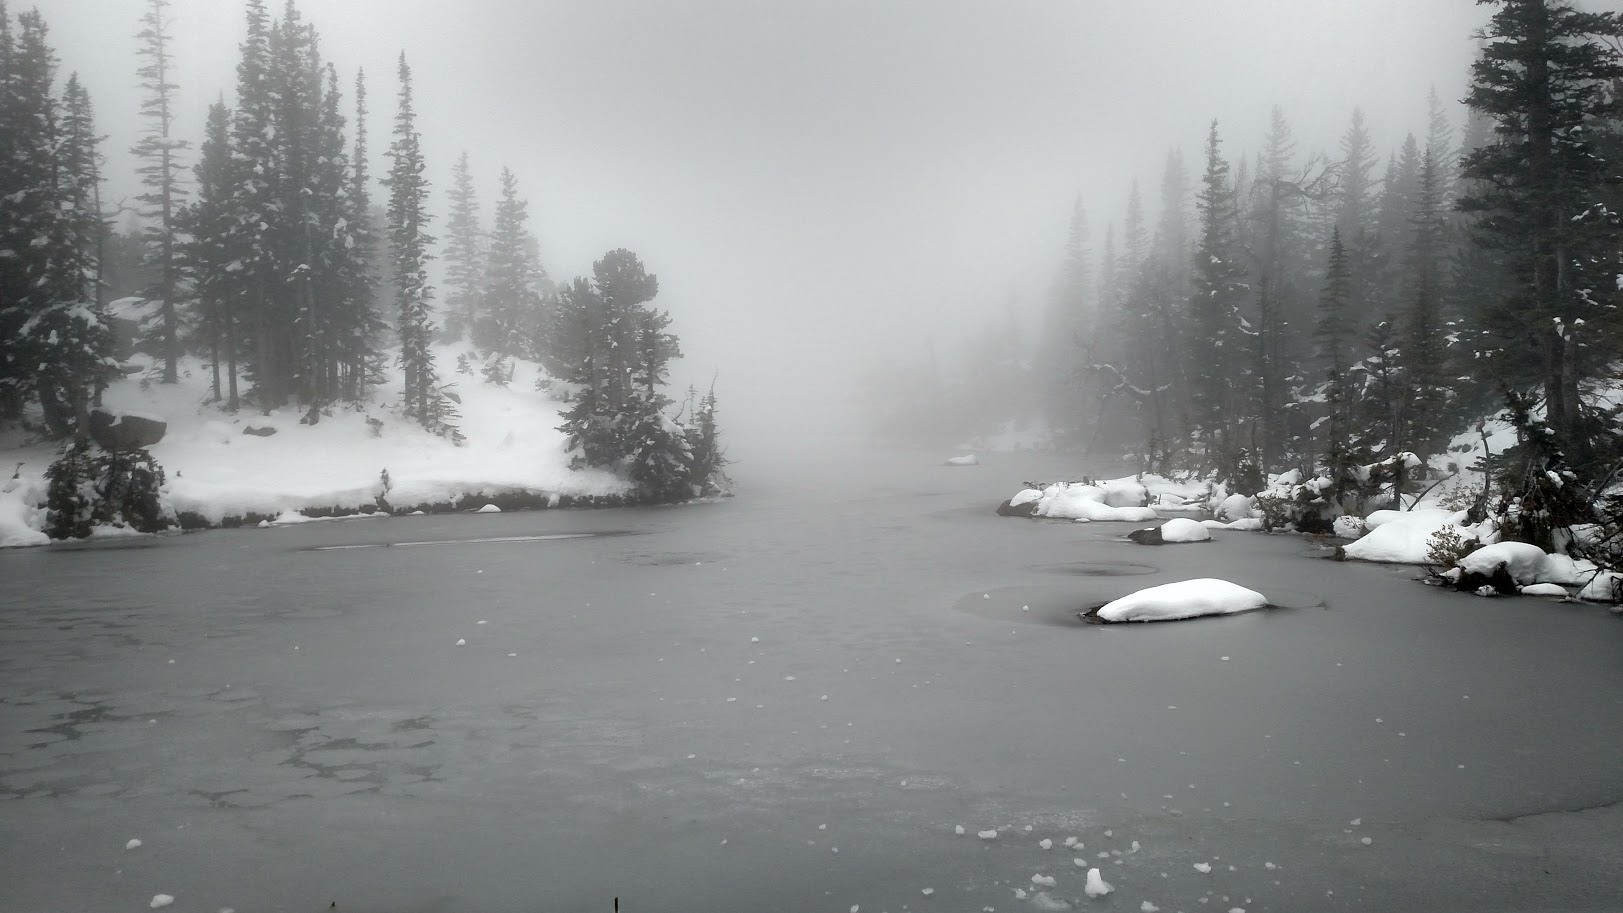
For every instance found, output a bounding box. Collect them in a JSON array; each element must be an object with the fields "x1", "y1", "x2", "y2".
[
  {"x1": 1425, "y1": 524, "x2": 1476, "y2": 568},
  {"x1": 44, "y1": 444, "x2": 172, "y2": 539}
]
